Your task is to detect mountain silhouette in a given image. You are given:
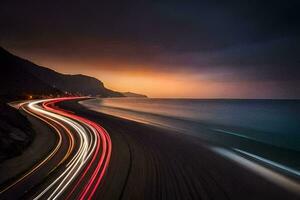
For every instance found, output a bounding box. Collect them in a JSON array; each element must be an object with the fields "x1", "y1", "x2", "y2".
[{"x1": 0, "y1": 47, "x2": 123, "y2": 99}]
